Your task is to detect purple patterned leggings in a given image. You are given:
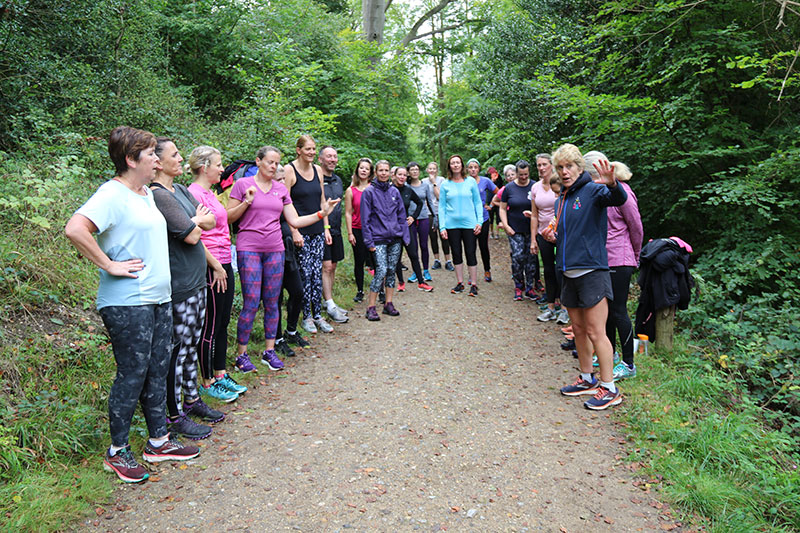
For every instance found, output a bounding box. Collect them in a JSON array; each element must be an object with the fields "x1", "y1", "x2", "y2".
[{"x1": 236, "y1": 250, "x2": 285, "y2": 345}]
